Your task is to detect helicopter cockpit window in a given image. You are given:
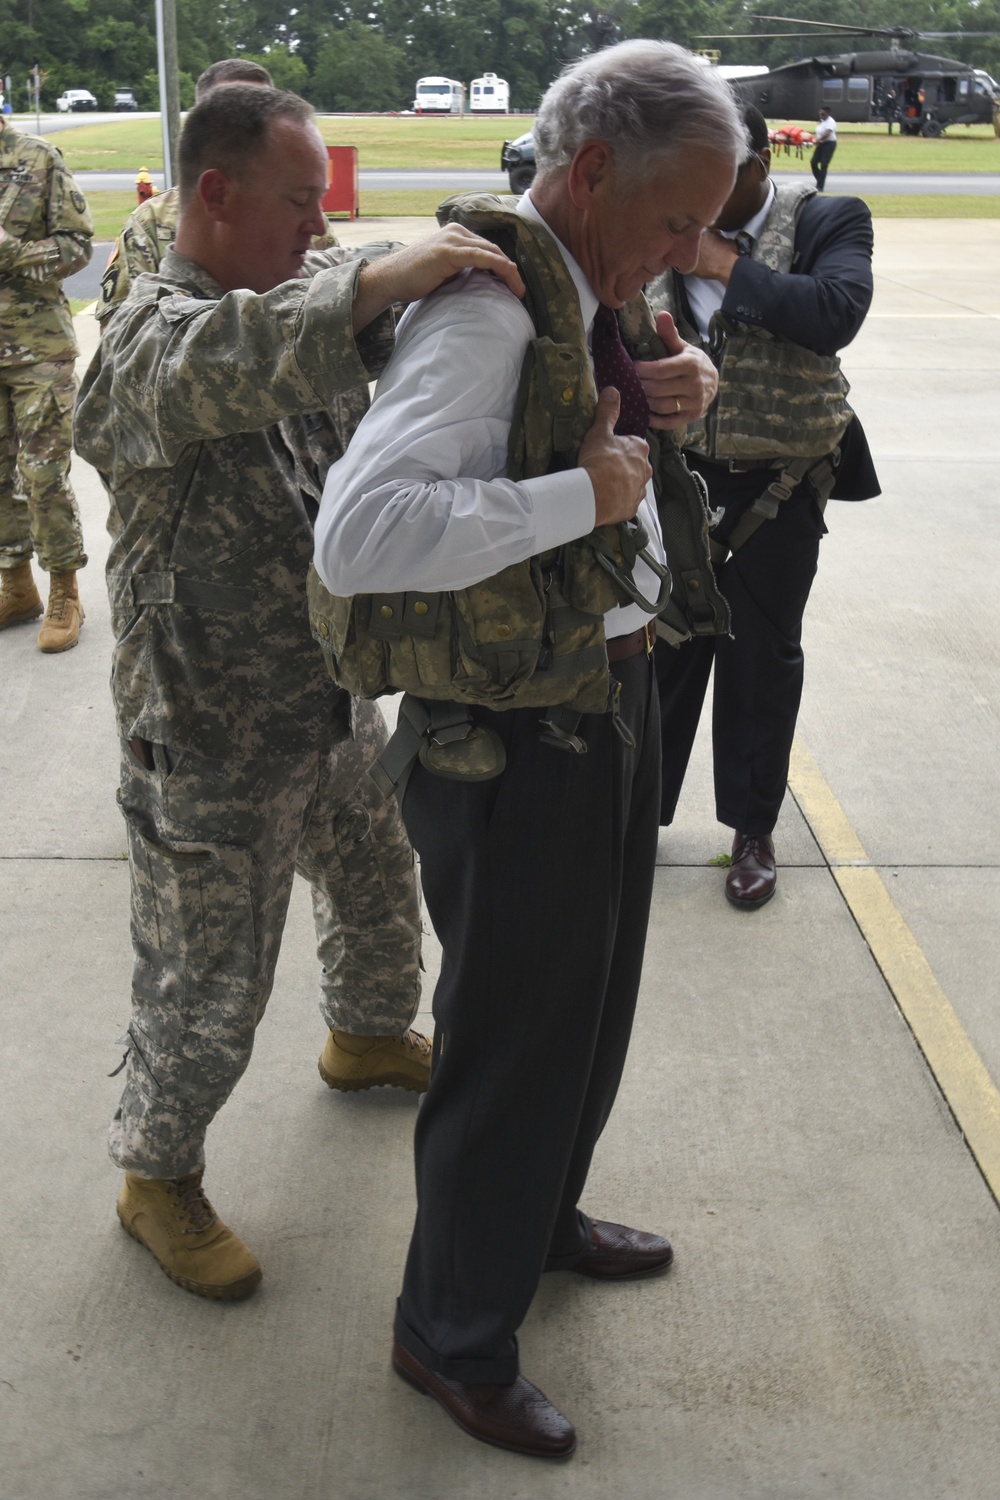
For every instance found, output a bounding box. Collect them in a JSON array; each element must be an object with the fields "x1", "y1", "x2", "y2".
[
  {"x1": 822, "y1": 79, "x2": 844, "y2": 103},
  {"x1": 848, "y1": 76, "x2": 870, "y2": 103},
  {"x1": 938, "y1": 78, "x2": 957, "y2": 103}
]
